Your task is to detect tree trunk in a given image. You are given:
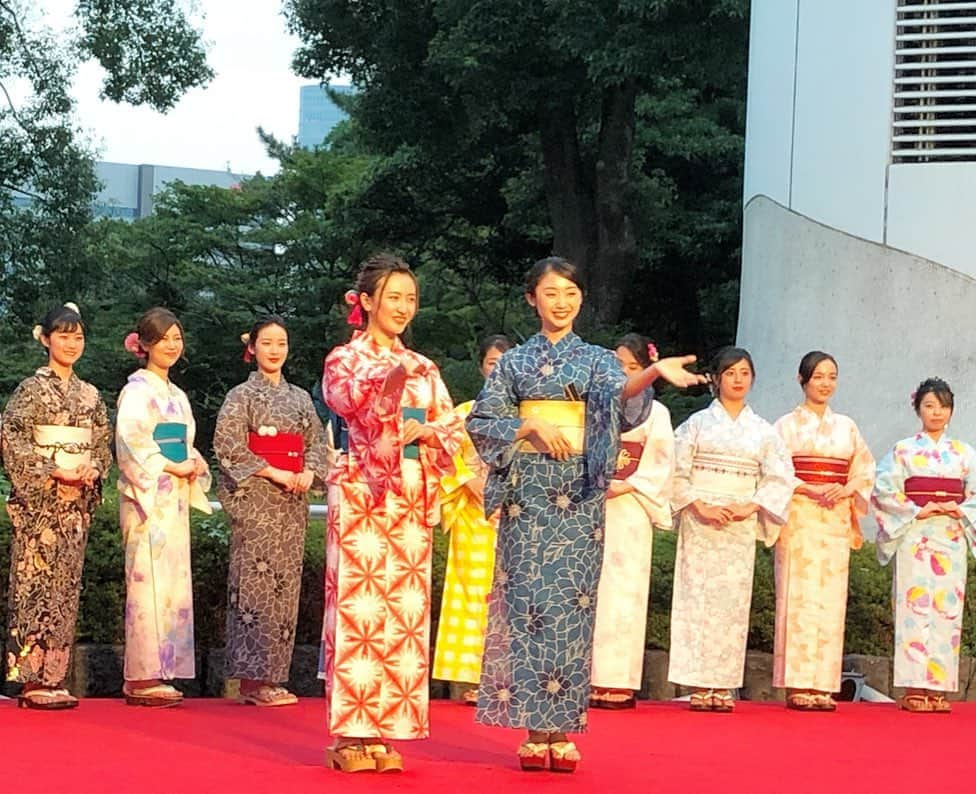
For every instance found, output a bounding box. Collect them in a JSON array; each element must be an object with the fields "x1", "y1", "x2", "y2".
[
  {"x1": 538, "y1": 98, "x2": 596, "y2": 289},
  {"x1": 590, "y1": 80, "x2": 638, "y2": 328}
]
